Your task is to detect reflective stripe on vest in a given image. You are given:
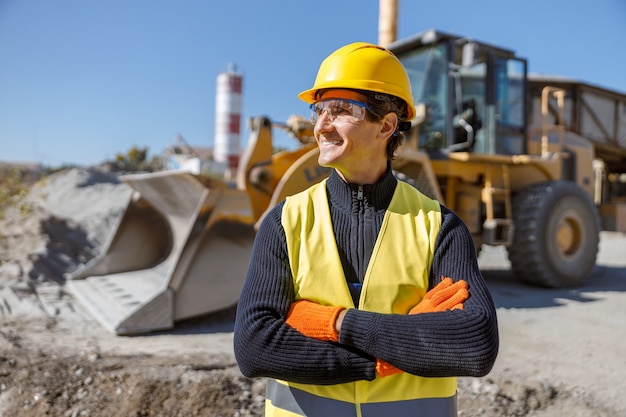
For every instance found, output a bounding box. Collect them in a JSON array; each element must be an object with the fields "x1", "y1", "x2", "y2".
[
  {"x1": 268, "y1": 179, "x2": 456, "y2": 417},
  {"x1": 267, "y1": 379, "x2": 457, "y2": 417}
]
